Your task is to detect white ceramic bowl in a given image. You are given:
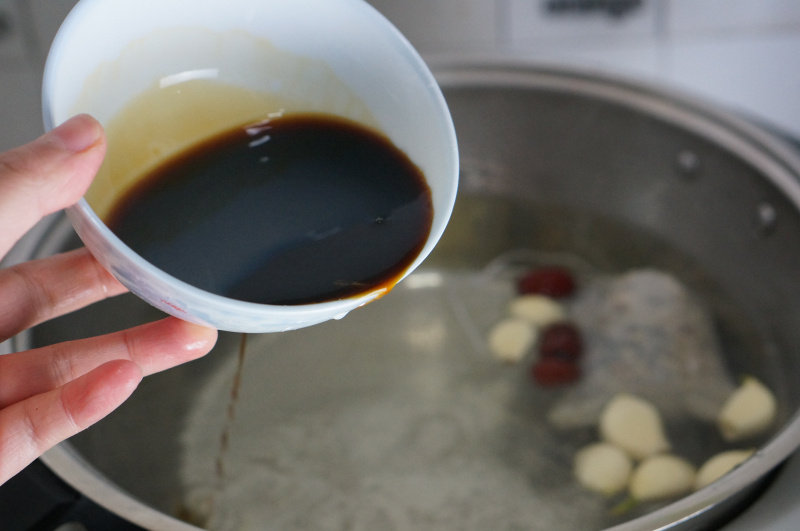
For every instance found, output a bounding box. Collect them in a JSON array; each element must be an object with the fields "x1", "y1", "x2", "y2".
[{"x1": 42, "y1": 0, "x2": 458, "y2": 332}]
